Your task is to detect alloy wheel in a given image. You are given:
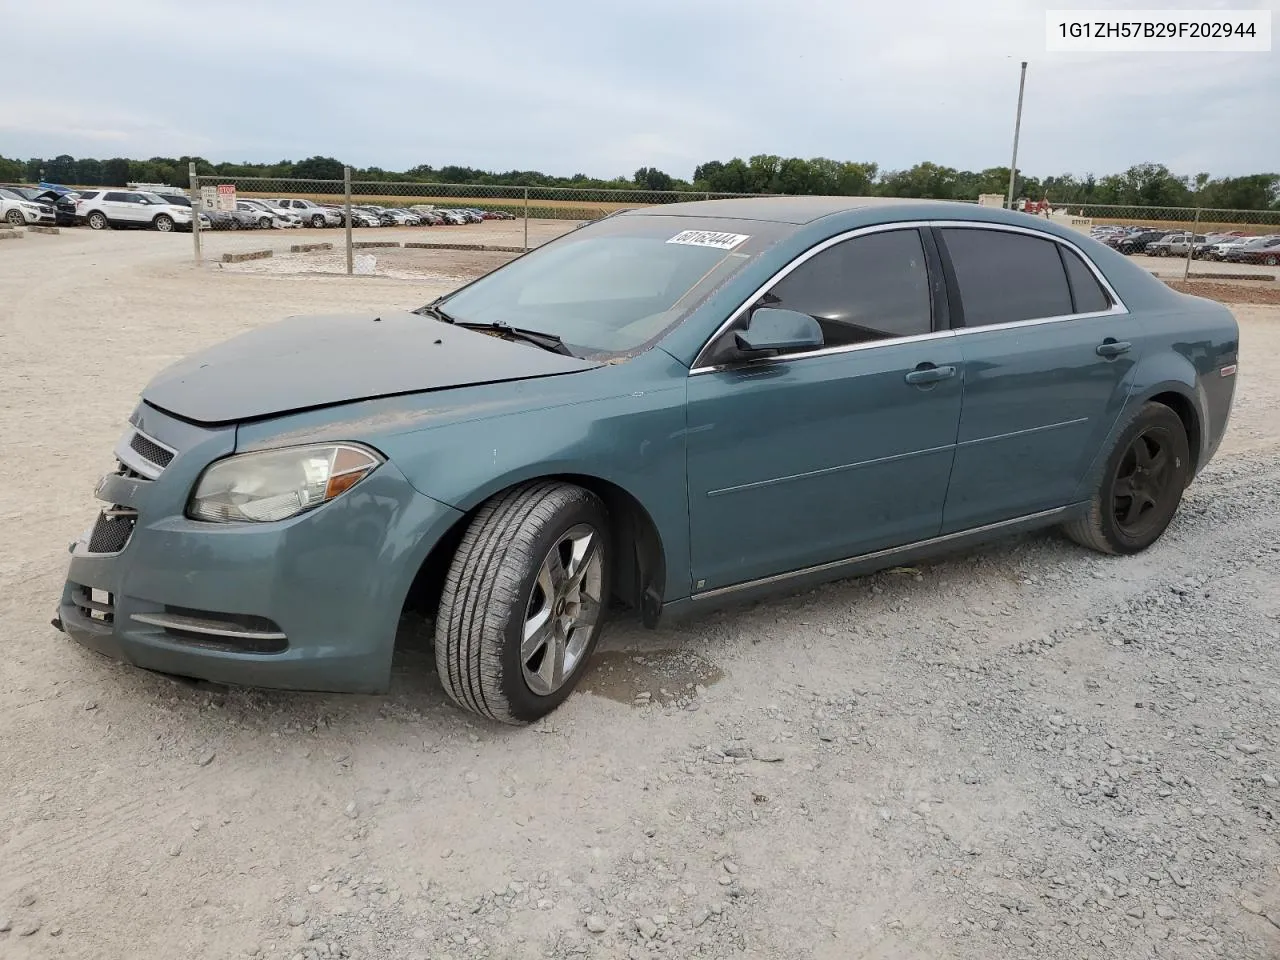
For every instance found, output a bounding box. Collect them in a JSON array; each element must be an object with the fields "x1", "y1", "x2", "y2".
[{"x1": 521, "y1": 524, "x2": 604, "y2": 696}]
